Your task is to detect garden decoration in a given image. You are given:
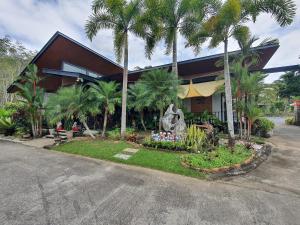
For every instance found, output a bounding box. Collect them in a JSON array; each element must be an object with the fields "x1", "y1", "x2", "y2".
[{"x1": 162, "y1": 104, "x2": 186, "y2": 136}]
